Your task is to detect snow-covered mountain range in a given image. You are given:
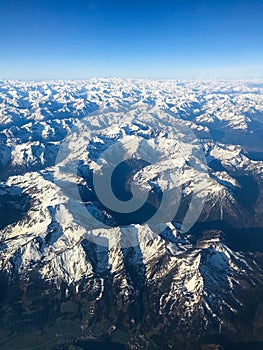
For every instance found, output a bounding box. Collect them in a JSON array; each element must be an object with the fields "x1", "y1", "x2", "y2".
[{"x1": 0, "y1": 79, "x2": 263, "y2": 349}]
